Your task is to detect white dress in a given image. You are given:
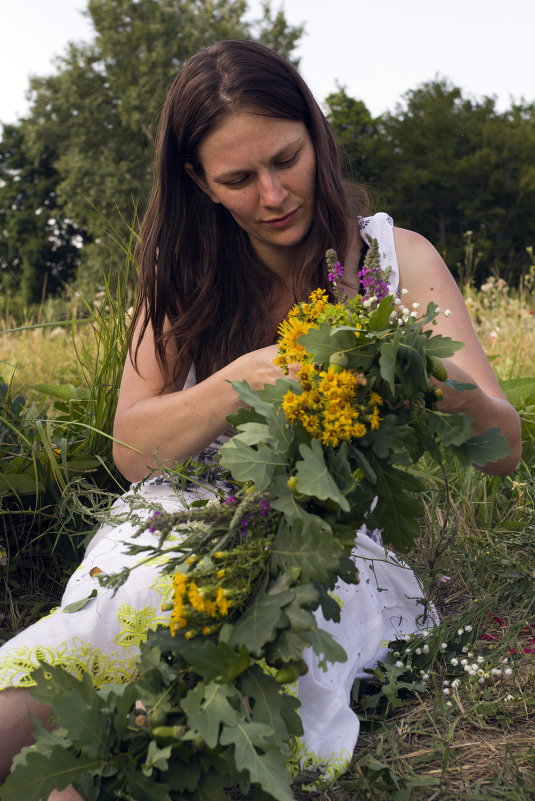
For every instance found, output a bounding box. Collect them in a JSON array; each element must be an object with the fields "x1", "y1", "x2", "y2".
[{"x1": 0, "y1": 213, "x2": 435, "y2": 783}]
